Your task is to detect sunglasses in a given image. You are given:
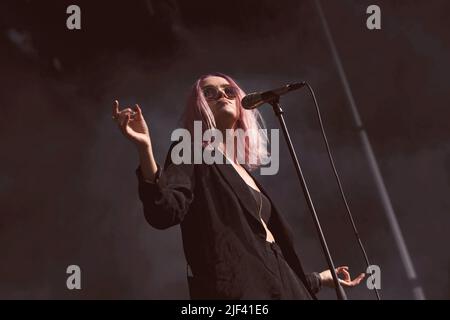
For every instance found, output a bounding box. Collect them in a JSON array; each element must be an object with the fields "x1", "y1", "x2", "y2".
[{"x1": 202, "y1": 86, "x2": 239, "y2": 100}]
